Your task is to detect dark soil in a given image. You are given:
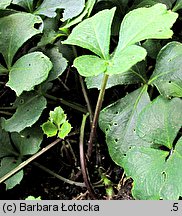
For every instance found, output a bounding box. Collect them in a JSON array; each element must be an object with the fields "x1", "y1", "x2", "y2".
[{"x1": 0, "y1": 71, "x2": 134, "y2": 200}]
